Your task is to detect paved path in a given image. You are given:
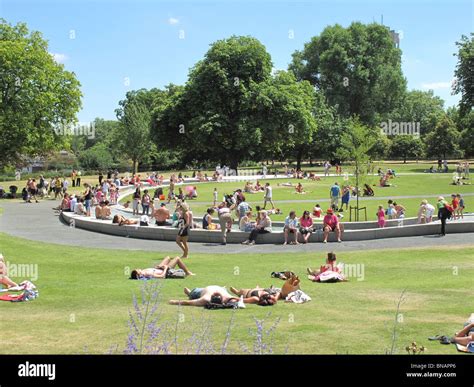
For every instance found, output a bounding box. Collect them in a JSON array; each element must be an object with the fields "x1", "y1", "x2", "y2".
[{"x1": 0, "y1": 200, "x2": 473, "y2": 254}]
